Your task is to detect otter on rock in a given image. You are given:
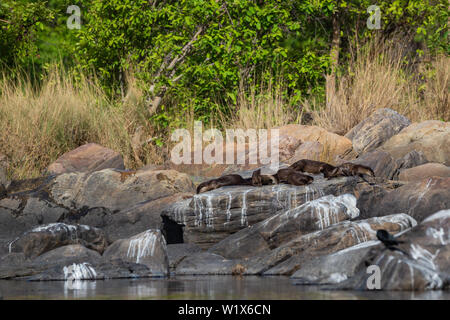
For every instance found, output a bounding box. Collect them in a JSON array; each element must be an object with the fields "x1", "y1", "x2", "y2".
[
  {"x1": 338, "y1": 162, "x2": 375, "y2": 178},
  {"x1": 251, "y1": 168, "x2": 279, "y2": 187},
  {"x1": 289, "y1": 159, "x2": 338, "y2": 179},
  {"x1": 196, "y1": 174, "x2": 252, "y2": 194},
  {"x1": 275, "y1": 168, "x2": 314, "y2": 186}
]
